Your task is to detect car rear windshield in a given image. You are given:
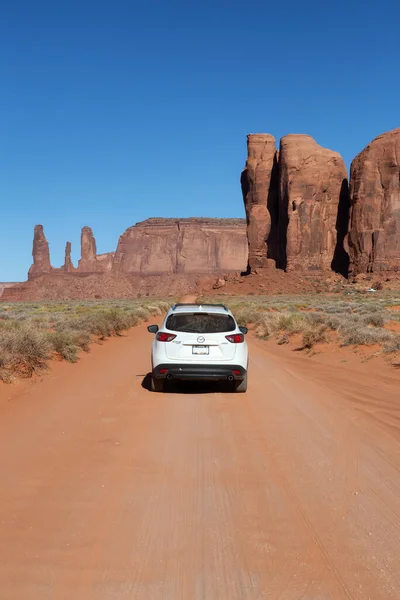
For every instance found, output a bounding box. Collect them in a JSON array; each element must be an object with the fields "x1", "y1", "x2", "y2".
[{"x1": 165, "y1": 313, "x2": 236, "y2": 333}]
